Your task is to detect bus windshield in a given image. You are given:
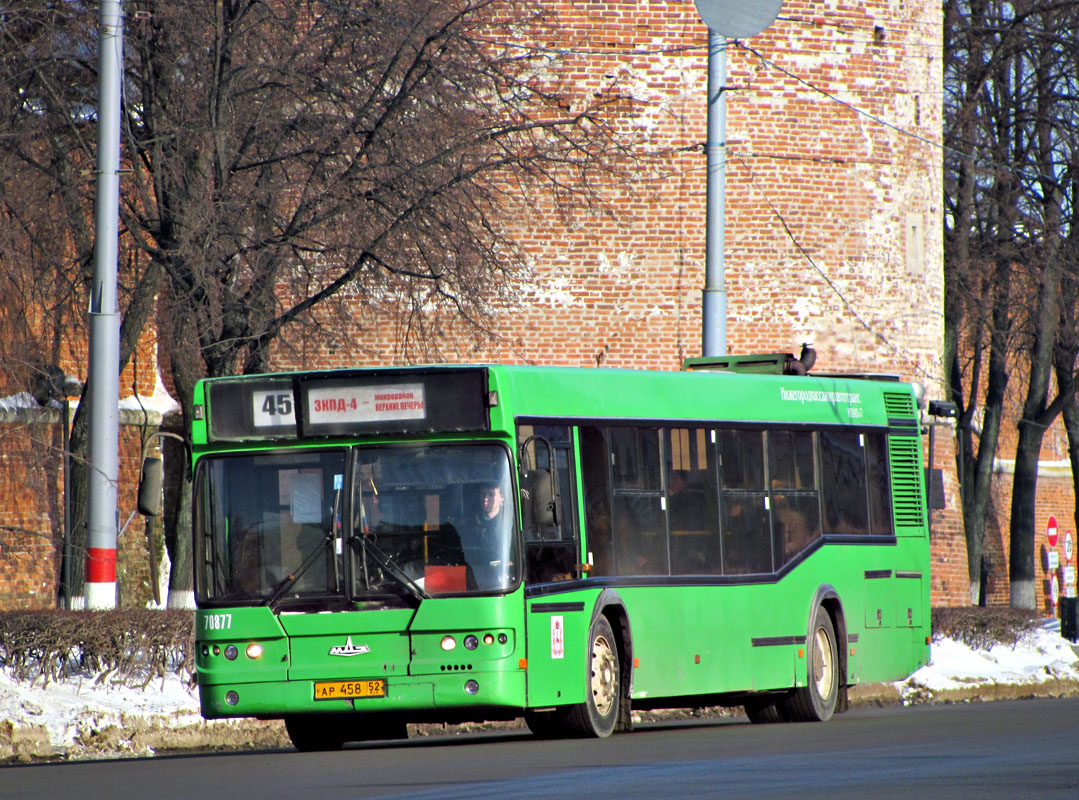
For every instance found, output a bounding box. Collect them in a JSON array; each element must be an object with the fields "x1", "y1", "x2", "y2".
[
  {"x1": 351, "y1": 444, "x2": 517, "y2": 597},
  {"x1": 194, "y1": 444, "x2": 517, "y2": 606}
]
